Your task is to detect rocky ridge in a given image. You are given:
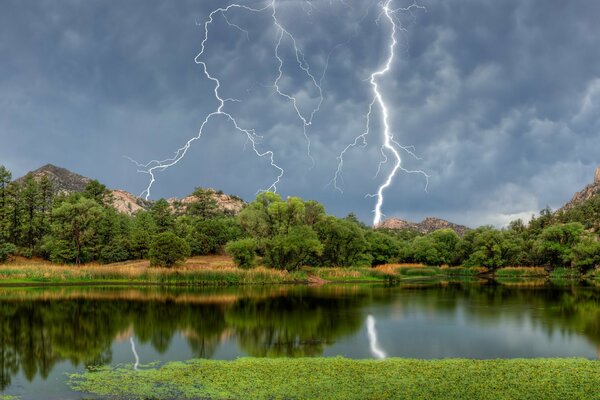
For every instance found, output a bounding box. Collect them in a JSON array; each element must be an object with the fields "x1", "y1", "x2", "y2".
[
  {"x1": 561, "y1": 166, "x2": 600, "y2": 211},
  {"x1": 17, "y1": 164, "x2": 246, "y2": 216},
  {"x1": 377, "y1": 217, "x2": 469, "y2": 236}
]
